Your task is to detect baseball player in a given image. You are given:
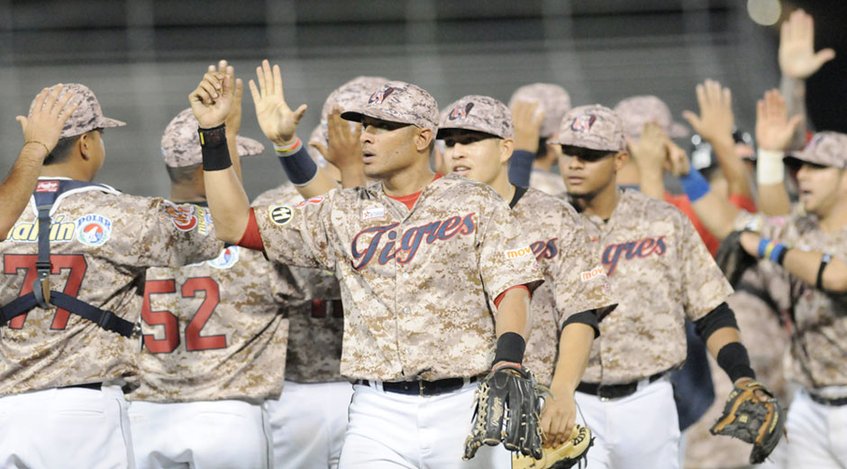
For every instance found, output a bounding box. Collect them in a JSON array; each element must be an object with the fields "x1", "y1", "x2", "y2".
[
  {"x1": 508, "y1": 83, "x2": 572, "y2": 197},
  {"x1": 1, "y1": 86, "x2": 80, "y2": 241},
  {"x1": 127, "y1": 72, "x2": 298, "y2": 468},
  {"x1": 0, "y1": 83, "x2": 222, "y2": 468},
  {"x1": 193, "y1": 62, "x2": 544, "y2": 467},
  {"x1": 552, "y1": 104, "x2": 773, "y2": 469},
  {"x1": 436, "y1": 94, "x2": 615, "y2": 445},
  {"x1": 260, "y1": 77, "x2": 387, "y2": 469}
]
